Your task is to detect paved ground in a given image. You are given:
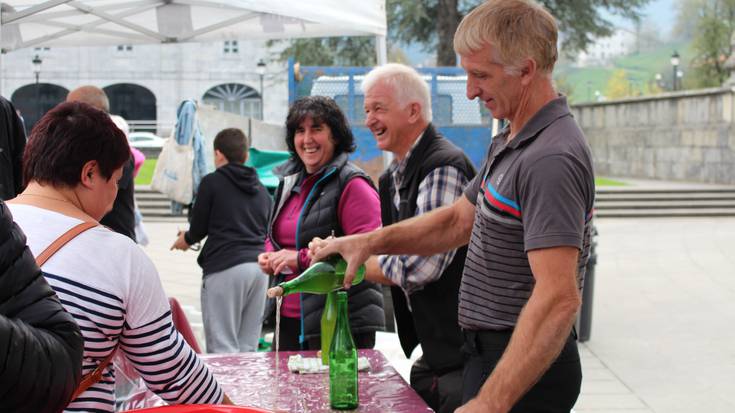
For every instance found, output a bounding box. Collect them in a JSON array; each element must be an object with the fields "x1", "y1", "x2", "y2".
[
  {"x1": 141, "y1": 214, "x2": 735, "y2": 412},
  {"x1": 576, "y1": 217, "x2": 735, "y2": 413}
]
